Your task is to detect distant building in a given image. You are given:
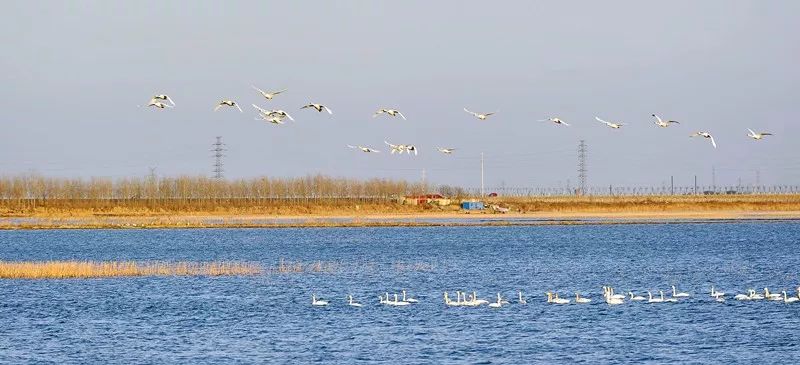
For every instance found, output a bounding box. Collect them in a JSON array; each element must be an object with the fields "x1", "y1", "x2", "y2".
[
  {"x1": 461, "y1": 201, "x2": 484, "y2": 210},
  {"x1": 404, "y1": 194, "x2": 451, "y2": 206}
]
